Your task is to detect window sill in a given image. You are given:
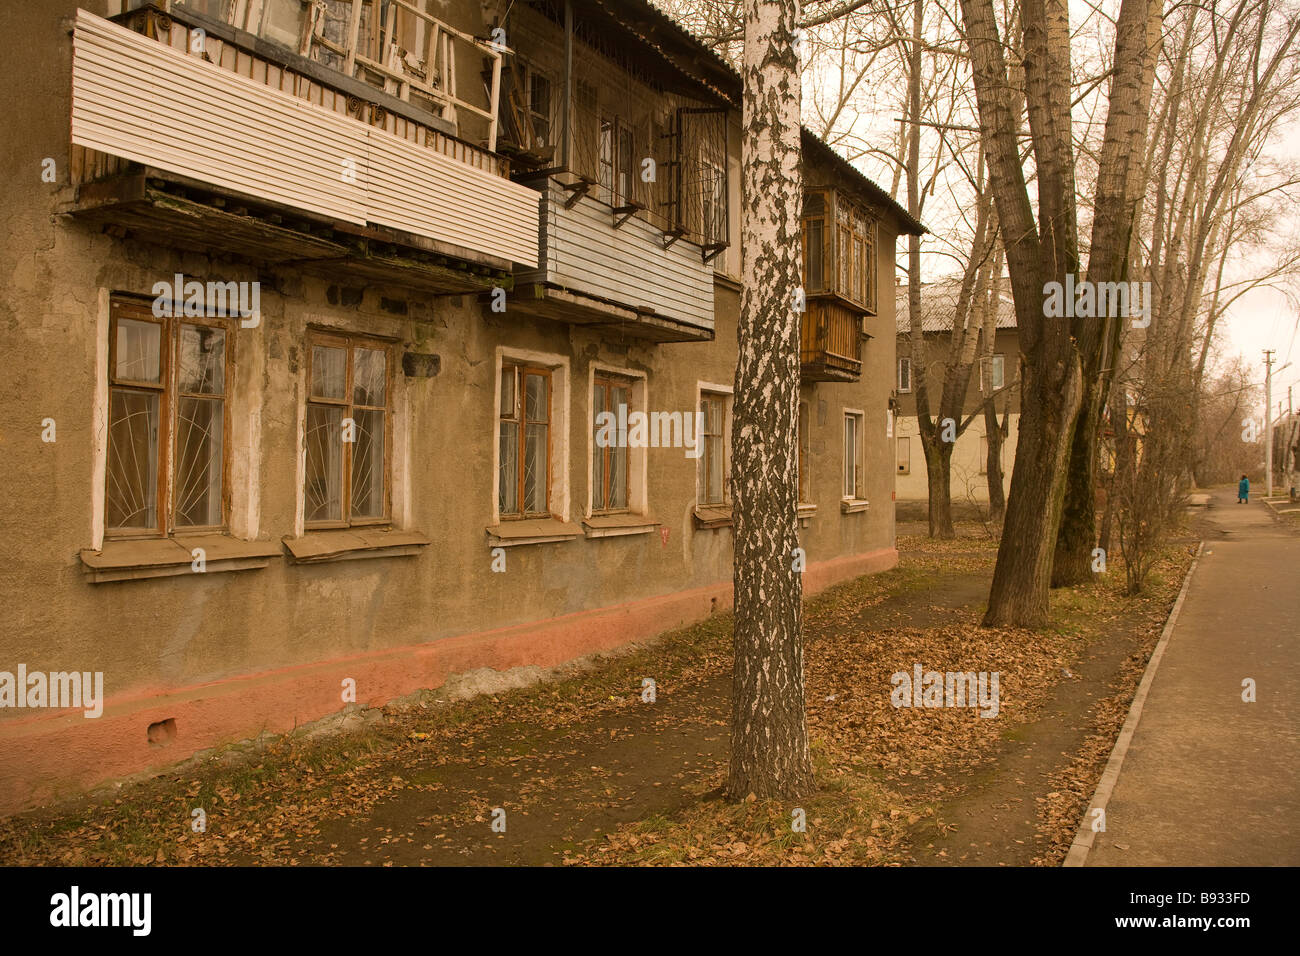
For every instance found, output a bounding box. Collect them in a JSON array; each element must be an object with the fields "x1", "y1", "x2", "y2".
[
  {"x1": 841, "y1": 498, "x2": 869, "y2": 514},
  {"x1": 797, "y1": 503, "x2": 817, "y2": 527},
  {"x1": 486, "y1": 518, "x2": 582, "y2": 548},
  {"x1": 583, "y1": 514, "x2": 658, "y2": 539},
  {"x1": 693, "y1": 505, "x2": 733, "y2": 530},
  {"x1": 283, "y1": 528, "x2": 431, "y2": 564},
  {"x1": 80, "y1": 535, "x2": 281, "y2": 583}
]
